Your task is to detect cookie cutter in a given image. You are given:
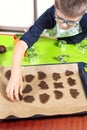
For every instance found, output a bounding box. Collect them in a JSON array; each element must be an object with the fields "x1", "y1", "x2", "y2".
[{"x1": 58, "y1": 54, "x2": 70, "y2": 63}]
